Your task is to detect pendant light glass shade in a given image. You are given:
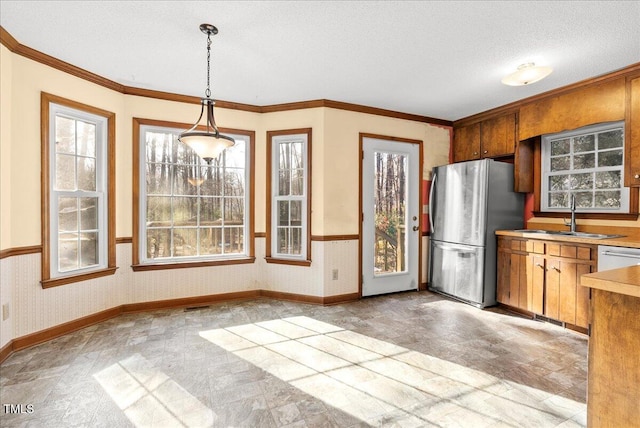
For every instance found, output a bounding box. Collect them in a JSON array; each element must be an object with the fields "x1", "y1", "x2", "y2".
[
  {"x1": 178, "y1": 24, "x2": 234, "y2": 164},
  {"x1": 179, "y1": 98, "x2": 235, "y2": 163},
  {"x1": 501, "y1": 63, "x2": 553, "y2": 86}
]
